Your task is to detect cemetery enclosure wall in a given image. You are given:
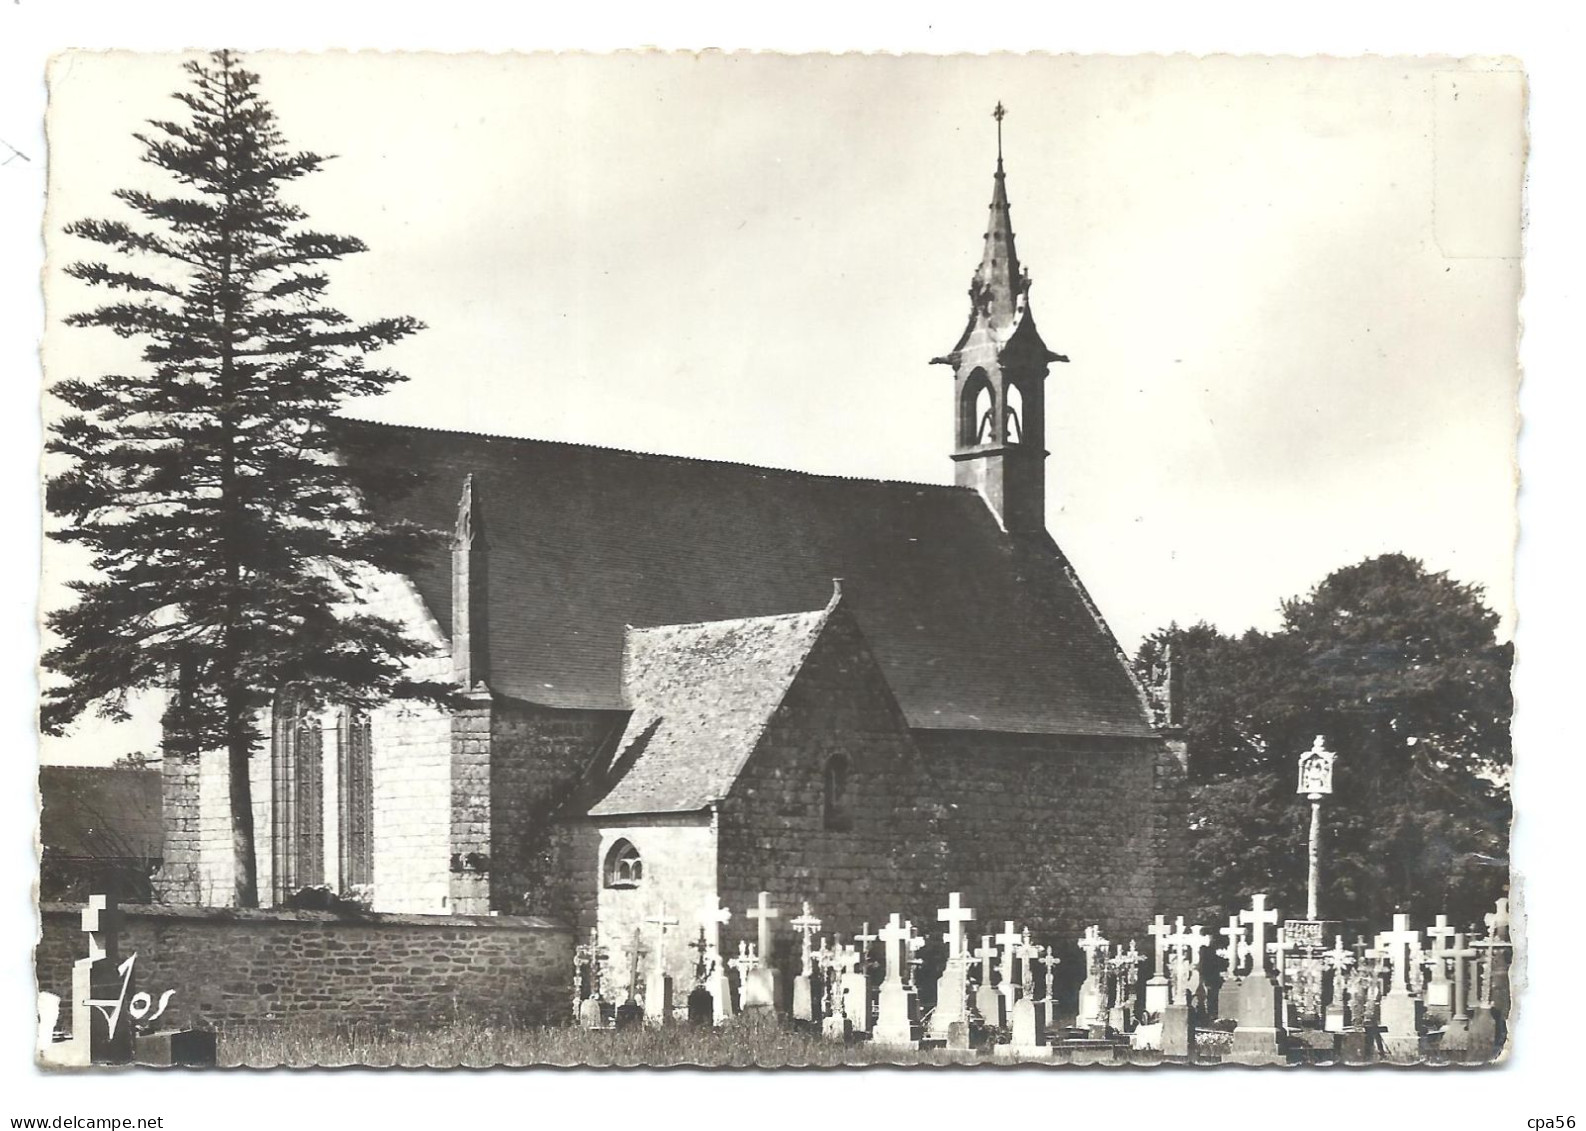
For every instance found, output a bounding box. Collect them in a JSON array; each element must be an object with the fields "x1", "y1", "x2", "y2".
[
  {"x1": 913, "y1": 730, "x2": 1192, "y2": 947},
  {"x1": 36, "y1": 903, "x2": 572, "y2": 1029}
]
